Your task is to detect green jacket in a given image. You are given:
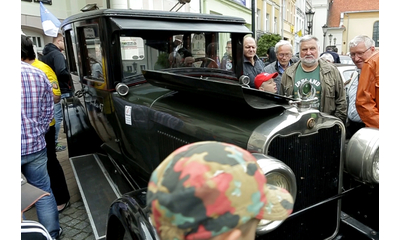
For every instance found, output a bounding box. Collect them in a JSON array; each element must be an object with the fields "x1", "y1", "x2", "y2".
[{"x1": 280, "y1": 59, "x2": 347, "y2": 123}]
